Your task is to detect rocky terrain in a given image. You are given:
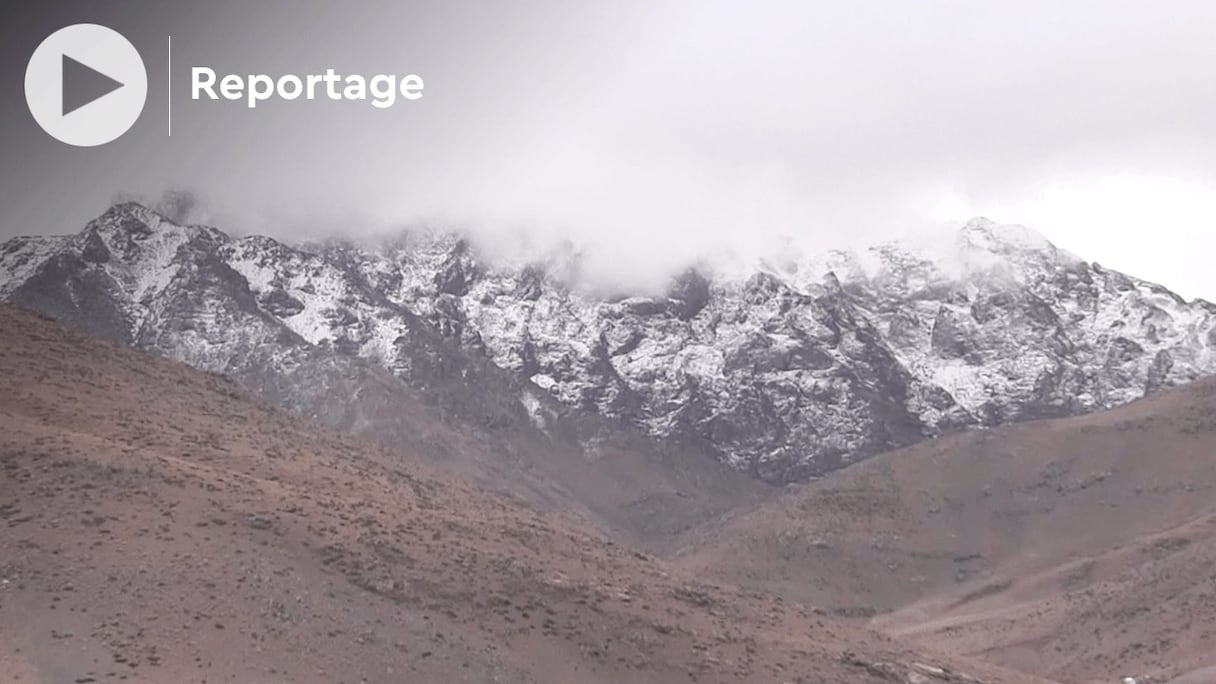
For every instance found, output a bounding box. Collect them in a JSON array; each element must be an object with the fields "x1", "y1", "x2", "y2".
[
  {"x1": 0, "y1": 204, "x2": 770, "y2": 548},
  {"x1": 0, "y1": 305, "x2": 1052, "y2": 684},
  {"x1": 676, "y1": 374, "x2": 1216, "y2": 683},
  {"x1": 3, "y1": 202, "x2": 1213, "y2": 482},
  {"x1": 4, "y1": 202, "x2": 1215, "y2": 684}
]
